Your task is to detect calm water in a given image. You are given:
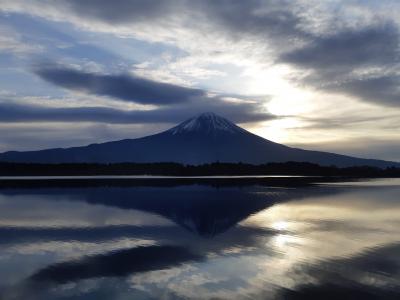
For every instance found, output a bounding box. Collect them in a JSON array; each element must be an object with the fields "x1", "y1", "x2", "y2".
[{"x1": 0, "y1": 177, "x2": 399, "y2": 299}]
